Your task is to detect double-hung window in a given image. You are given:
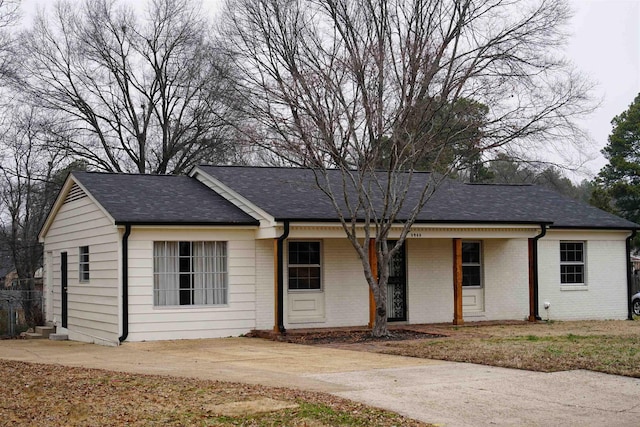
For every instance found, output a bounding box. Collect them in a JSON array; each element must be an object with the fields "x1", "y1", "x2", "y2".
[
  {"x1": 462, "y1": 241, "x2": 482, "y2": 287},
  {"x1": 288, "y1": 241, "x2": 321, "y2": 290},
  {"x1": 560, "y1": 241, "x2": 585, "y2": 285},
  {"x1": 153, "y1": 241, "x2": 227, "y2": 306},
  {"x1": 79, "y1": 246, "x2": 90, "y2": 282}
]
